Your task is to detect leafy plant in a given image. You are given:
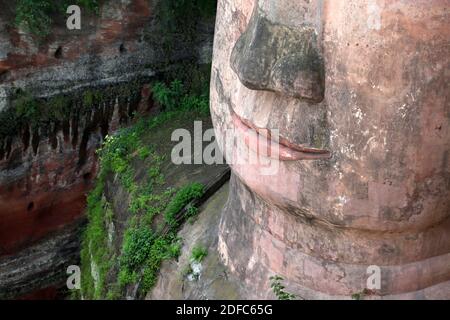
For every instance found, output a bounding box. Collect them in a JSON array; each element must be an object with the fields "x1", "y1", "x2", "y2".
[
  {"x1": 270, "y1": 275, "x2": 296, "y2": 300},
  {"x1": 351, "y1": 288, "x2": 374, "y2": 300},
  {"x1": 152, "y1": 80, "x2": 185, "y2": 111},
  {"x1": 152, "y1": 79, "x2": 209, "y2": 114},
  {"x1": 164, "y1": 182, "x2": 204, "y2": 227},
  {"x1": 15, "y1": 0, "x2": 53, "y2": 37},
  {"x1": 121, "y1": 226, "x2": 154, "y2": 269},
  {"x1": 191, "y1": 245, "x2": 208, "y2": 263},
  {"x1": 185, "y1": 204, "x2": 199, "y2": 220},
  {"x1": 167, "y1": 240, "x2": 182, "y2": 259},
  {"x1": 137, "y1": 146, "x2": 152, "y2": 160}
]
